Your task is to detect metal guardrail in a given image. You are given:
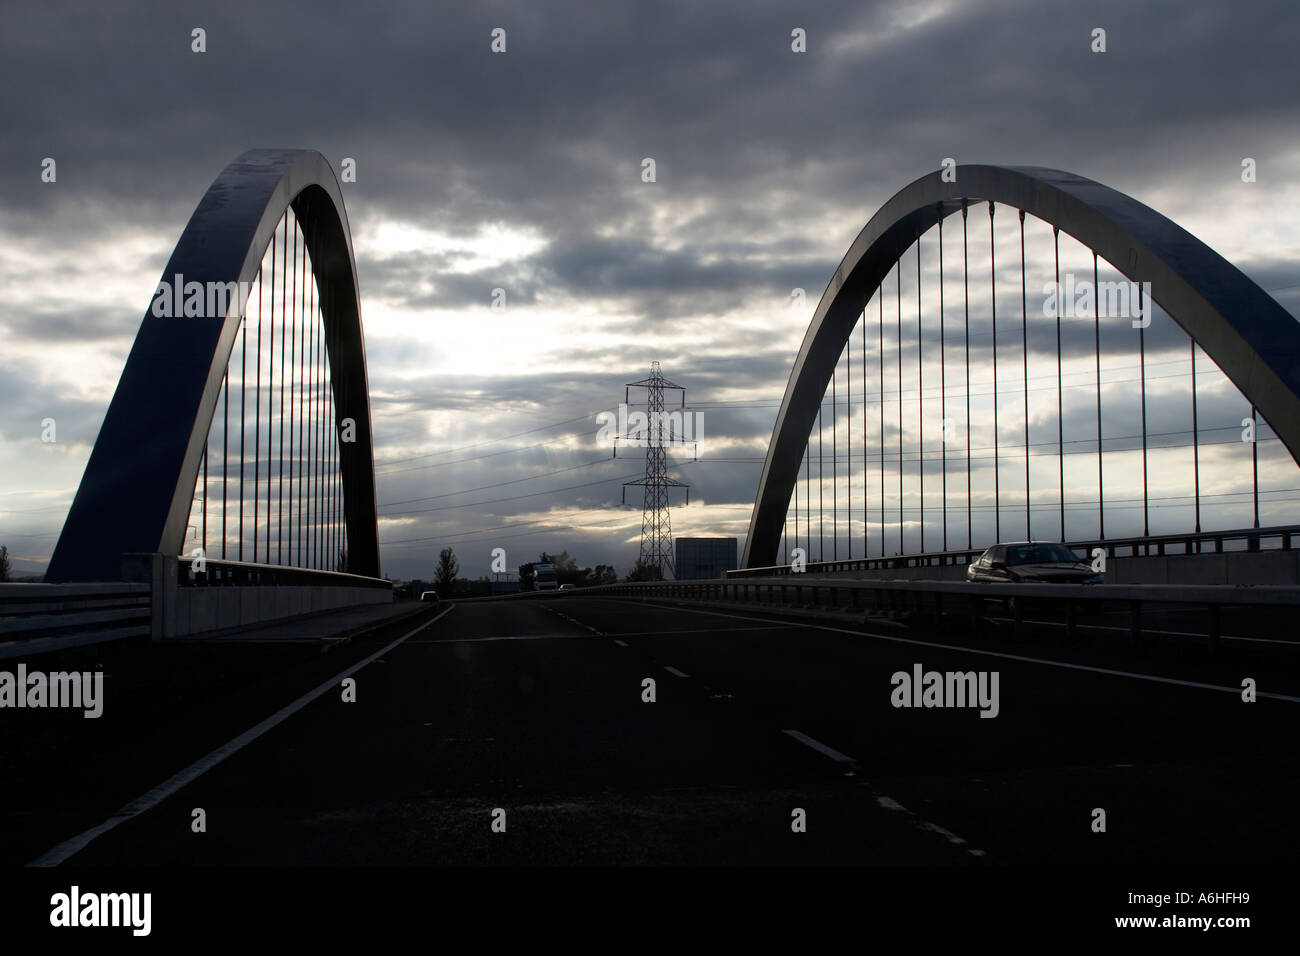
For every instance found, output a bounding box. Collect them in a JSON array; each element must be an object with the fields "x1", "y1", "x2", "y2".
[
  {"x1": 580, "y1": 575, "x2": 1300, "y2": 654},
  {"x1": 0, "y1": 583, "x2": 152, "y2": 660},
  {"x1": 726, "y1": 524, "x2": 1300, "y2": 578},
  {"x1": 1, "y1": 559, "x2": 393, "y2": 658}
]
